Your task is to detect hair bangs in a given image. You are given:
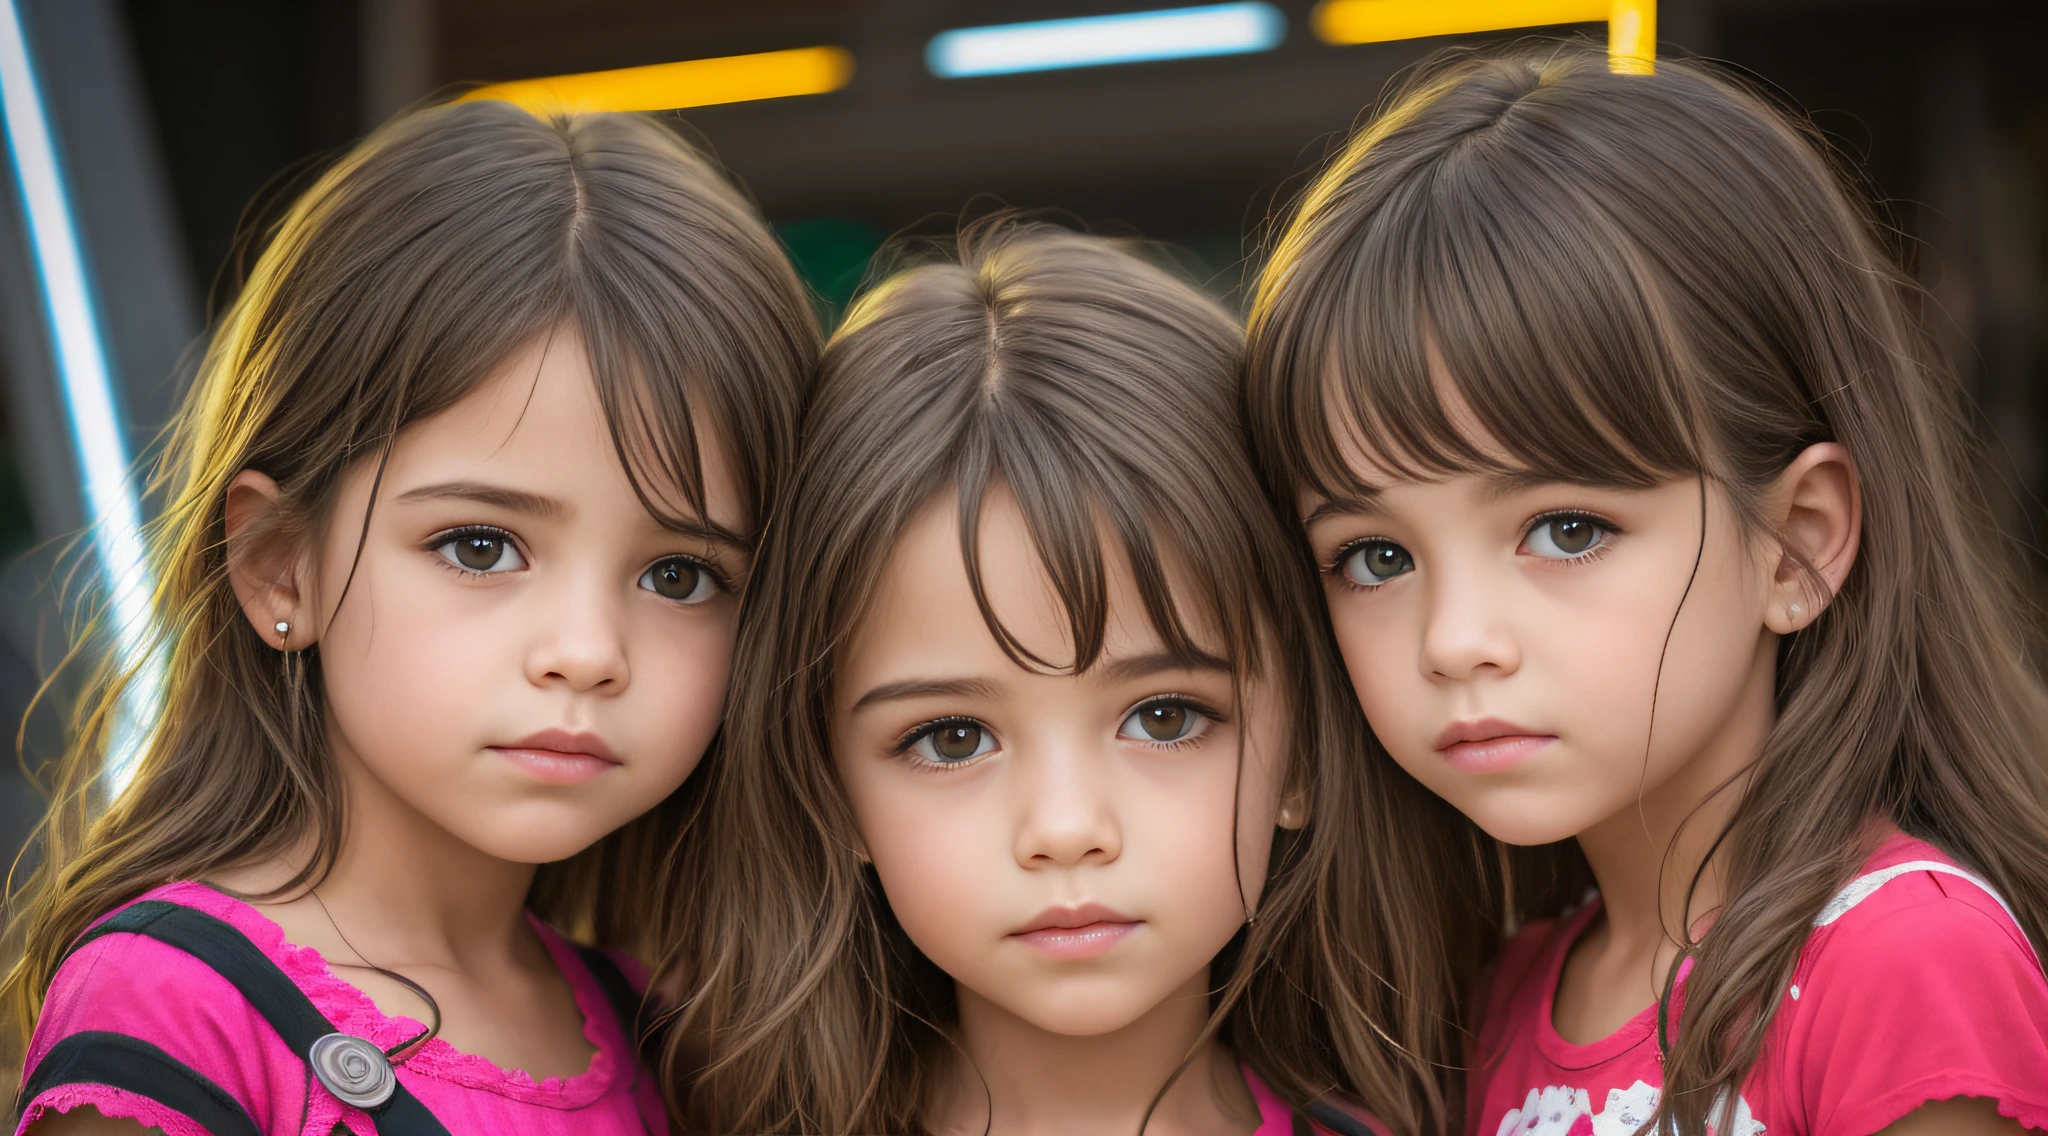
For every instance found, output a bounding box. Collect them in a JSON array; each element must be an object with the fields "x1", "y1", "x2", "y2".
[
  {"x1": 952, "y1": 412, "x2": 1258, "y2": 683},
  {"x1": 1284, "y1": 83, "x2": 1712, "y2": 502}
]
